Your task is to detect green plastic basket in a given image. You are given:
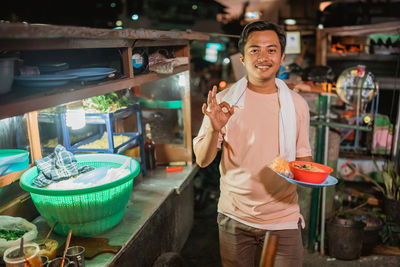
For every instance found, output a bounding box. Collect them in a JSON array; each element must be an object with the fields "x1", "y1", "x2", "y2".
[{"x1": 20, "y1": 154, "x2": 140, "y2": 237}]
